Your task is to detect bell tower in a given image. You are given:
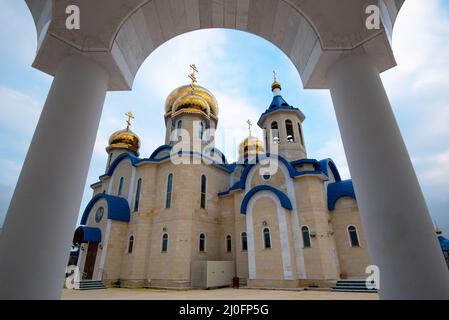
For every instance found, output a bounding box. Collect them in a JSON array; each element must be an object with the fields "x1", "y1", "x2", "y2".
[{"x1": 257, "y1": 74, "x2": 307, "y2": 161}]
